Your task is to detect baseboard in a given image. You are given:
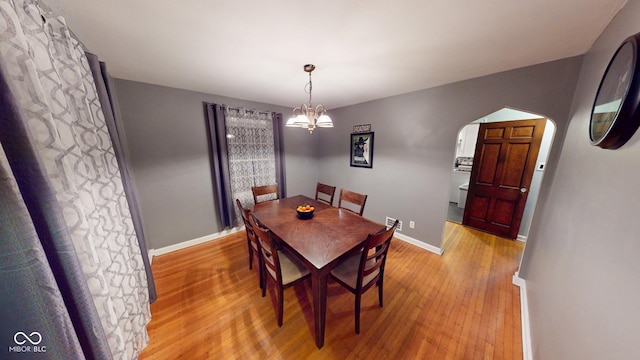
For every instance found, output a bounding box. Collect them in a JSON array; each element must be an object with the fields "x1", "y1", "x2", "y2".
[
  {"x1": 148, "y1": 227, "x2": 243, "y2": 263},
  {"x1": 517, "y1": 235, "x2": 527, "y2": 242},
  {"x1": 147, "y1": 227, "x2": 443, "y2": 262},
  {"x1": 394, "y1": 232, "x2": 444, "y2": 255},
  {"x1": 512, "y1": 272, "x2": 532, "y2": 360}
]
